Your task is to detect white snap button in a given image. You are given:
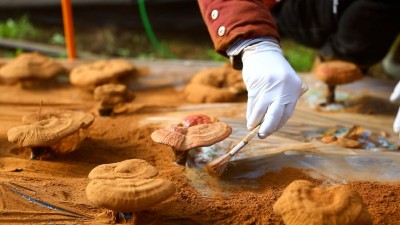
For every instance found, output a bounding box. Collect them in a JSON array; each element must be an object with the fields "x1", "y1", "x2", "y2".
[
  {"x1": 211, "y1": 10, "x2": 219, "y2": 20},
  {"x1": 218, "y1": 26, "x2": 226, "y2": 36}
]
